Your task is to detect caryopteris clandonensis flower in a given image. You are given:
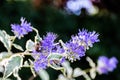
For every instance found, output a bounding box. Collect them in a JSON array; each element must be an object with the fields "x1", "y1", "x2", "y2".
[
  {"x1": 11, "y1": 17, "x2": 32, "y2": 39},
  {"x1": 32, "y1": 32, "x2": 65, "y2": 71},
  {"x1": 97, "y1": 56, "x2": 118, "y2": 74},
  {"x1": 65, "y1": 29, "x2": 99, "y2": 62},
  {"x1": 32, "y1": 29, "x2": 99, "y2": 71}
]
